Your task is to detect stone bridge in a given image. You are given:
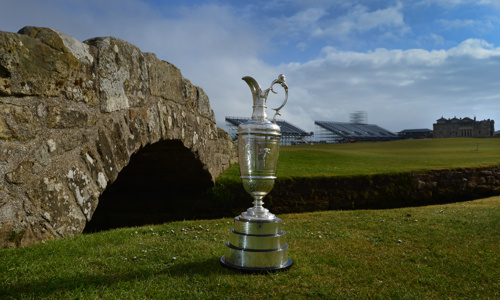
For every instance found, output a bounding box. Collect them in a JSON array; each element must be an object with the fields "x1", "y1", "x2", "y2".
[{"x1": 0, "y1": 27, "x2": 237, "y2": 247}]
